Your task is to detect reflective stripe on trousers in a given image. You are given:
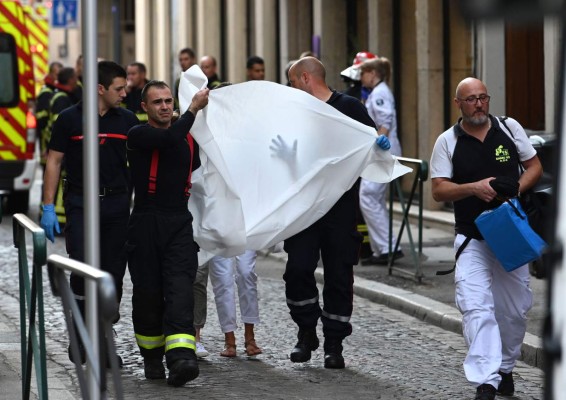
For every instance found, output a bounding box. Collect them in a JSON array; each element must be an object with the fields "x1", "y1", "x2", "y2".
[
  {"x1": 136, "y1": 333, "x2": 165, "y2": 350},
  {"x1": 165, "y1": 334, "x2": 196, "y2": 352},
  {"x1": 286, "y1": 295, "x2": 318, "y2": 307}
]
